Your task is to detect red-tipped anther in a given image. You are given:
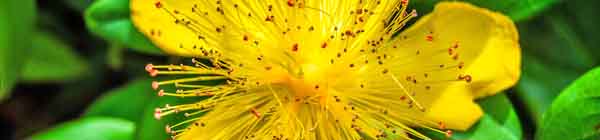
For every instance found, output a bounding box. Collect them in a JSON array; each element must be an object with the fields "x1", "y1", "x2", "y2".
[
  {"x1": 165, "y1": 125, "x2": 172, "y2": 133},
  {"x1": 149, "y1": 69, "x2": 159, "y2": 77},
  {"x1": 152, "y1": 81, "x2": 160, "y2": 90},
  {"x1": 453, "y1": 41, "x2": 460, "y2": 48},
  {"x1": 243, "y1": 35, "x2": 249, "y2": 41},
  {"x1": 400, "y1": 96, "x2": 406, "y2": 100},
  {"x1": 445, "y1": 130, "x2": 453, "y2": 138},
  {"x1": 411, "y1": 9, "x2": 418, "y2": 17},
  {"x1": 321, "y1": 42, "x2": 328, "y2": 48},
  {"x1": 155, "y1": 1, "x2": 162, "y2": 8},
  {"x1": 158, "y1": 89, "x2": 165, "y2": 96},
  {"x1": 250, "y1": 108, "x2": 261, "y2": 118},
  {"x1": 291, "y1": 43, "x2": 299, "y2": 52},
  {"x1": 438, "y1": 121, "x2": 447, "y2": 129},
  {"x1": 426, "y1": 34, "x2": 434, "y2": 42},
  {"x1": 401, "y1": 0, "x2": 408, "y2": 5},
  {"x1": 287, "y1": 0, "x2": 295, "y2": 7},
  {"x1": 154, "y1": 108, "x2": 162, "y2": 120},
  {"x1": 145, "y1": 64, "x2": 154, "y2": 72},
  {"x1": 459, "y1": 75, "x2": 472, "y2": 82},
  {"x1": 464, "y1": 75, "x2": 472, "y2": 82}
]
